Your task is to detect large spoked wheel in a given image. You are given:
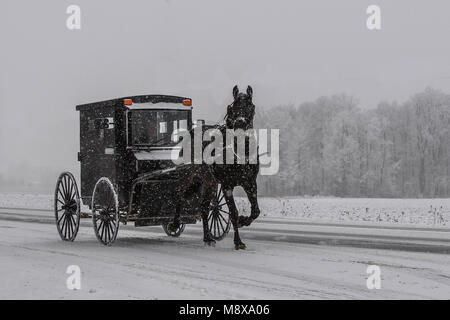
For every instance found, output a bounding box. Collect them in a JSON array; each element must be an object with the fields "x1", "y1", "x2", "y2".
[
  {"x1": 92, "y1": 177, "x2": 119, "y2": 246},
  {"x1": 162, "y1": 222, "x2": 186, "y2": 237},
  {"x1": 207, "y1": 184, "x2": 231, "y2": 241},
  {"x1": 54, "y1": 172, "x2": 81, "y2": 241}
]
